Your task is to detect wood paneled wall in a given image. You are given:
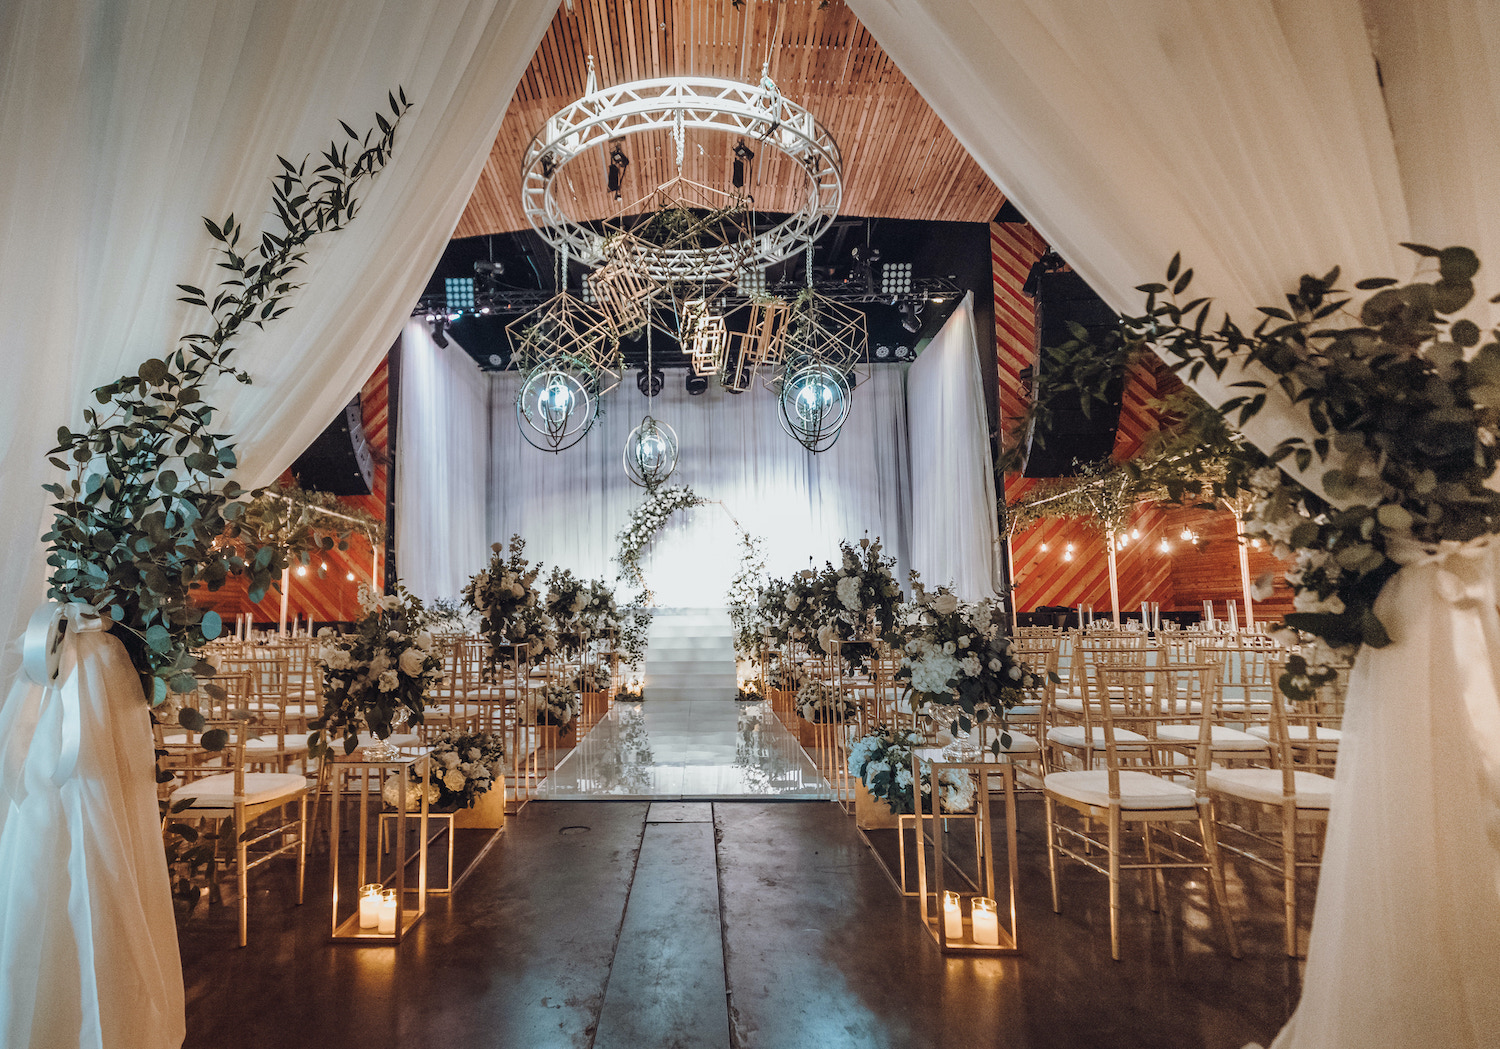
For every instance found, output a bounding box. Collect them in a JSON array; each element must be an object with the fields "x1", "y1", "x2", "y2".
[
  {"x1": 991, "y1": 222, "x2": 1295, "y2": 620},
  {"x1": 192, "y1": 360, "x2": 389, "y2": 627},
  {"x1": 456, "y1": 0, "x2": 1004, "y2": 237}
]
